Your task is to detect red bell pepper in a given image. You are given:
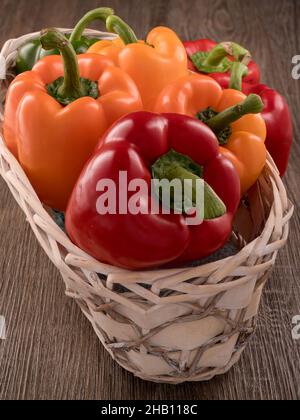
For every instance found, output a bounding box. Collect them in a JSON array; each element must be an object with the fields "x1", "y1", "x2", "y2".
[
  {"x1": 183, "y1": 39, "x2": 260, "y2": 88},
  {"x1": 66, "y1": 112, "x2": 240, "y2": 270},
  {"x1": 242, "y1": 83, "x2": 293, "y2": 176}
]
